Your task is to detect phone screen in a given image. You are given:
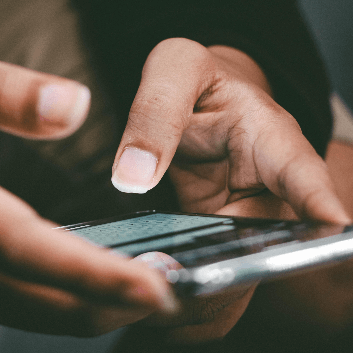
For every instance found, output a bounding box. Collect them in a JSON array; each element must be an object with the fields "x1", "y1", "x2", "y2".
[{"x1": 67, "y1": 211, "x2": 348, "y2": 268}]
